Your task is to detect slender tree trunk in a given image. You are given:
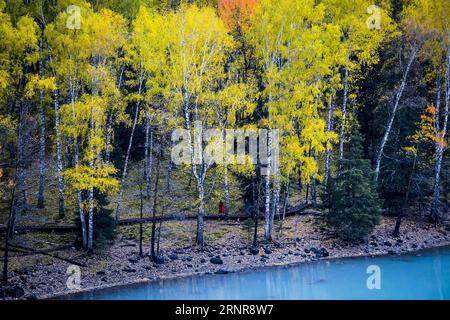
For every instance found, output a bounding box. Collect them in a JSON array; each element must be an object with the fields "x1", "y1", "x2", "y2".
[
  {"x1": 393, "y1": 154, "x2": 417, "y2": 237},
  {"x1": 223, "y1": 164, "x2": 230, "y2": 219},
  {"x1": 16, "y1": 101, "x2": 28, "y2": 217},
  {"x1": 69, "y1": 88, "x2": 87, "y2": 249},
  {"x1": 87, "y1": 107, "x2": 95, "y2": 252},
  {"x1": 431, "y1": 37, "x2": 450, "y2": 223},
  {"x1": 139, "y1": 185, "x2": 143, "y2": 257},
  {"x1": 264, "y1": 130, "x2": 272, "y2": 241},
  {"x1": 196, "y1": 181, "x2": 205, "y2": 246},
  {"x1": 104, "y1": 111, "x2": 114, "y2": 166},
  {"x1": 165, "y1": 160, "x2": 173, "y2": 193},
  {"x1": 37, "y1": 39, "x2": 46, "y2": 209},
  {"x1": 150, "y1": 147, "x2": 162, "y2": 262},
  {"x1": 221, "y1": 127, "x2": 230, "y2": 218},
  {"x1": 116, "y1": 95, "x2": 142, "y2": 222},
  {"x1": 2, "y1": 184, "x2": 16, "y2": 285},
  {"x1": 144, "y1": 109, "x2": 153, "y2": 199},
  {"x1": 87, "y1": 185, "x2": 94, "y2": 252},
  {"x1": 310, "y1": 151, "x2": 318, "y2": 207},
  {"x1": 325, "y1": 95, "x2": 335, "y2": 187},
  {"x1": 105, "y1": 65, "x2": 125, "y2": 165},
  {"x1": 253, "y1": 201, "x2": 259, "y2": 248},
  {"x1": 269, "y1": 179, "x2": 280, "y2": 238},
  {"x1": 54, "y1": 84, "x2": 65, "y2": 219},
  {"x1": 375, "y1": 44, "x2": 420, "y2": 182},
  {"x1": 156, "y1": 201, "x2": 166, "y2": 257},
  {"x1": 277, "y1": 180, "x2": 290, "y2": 239},
  {"x1": 339, "y1": 67, "x2": 349, "y2": 160}
]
